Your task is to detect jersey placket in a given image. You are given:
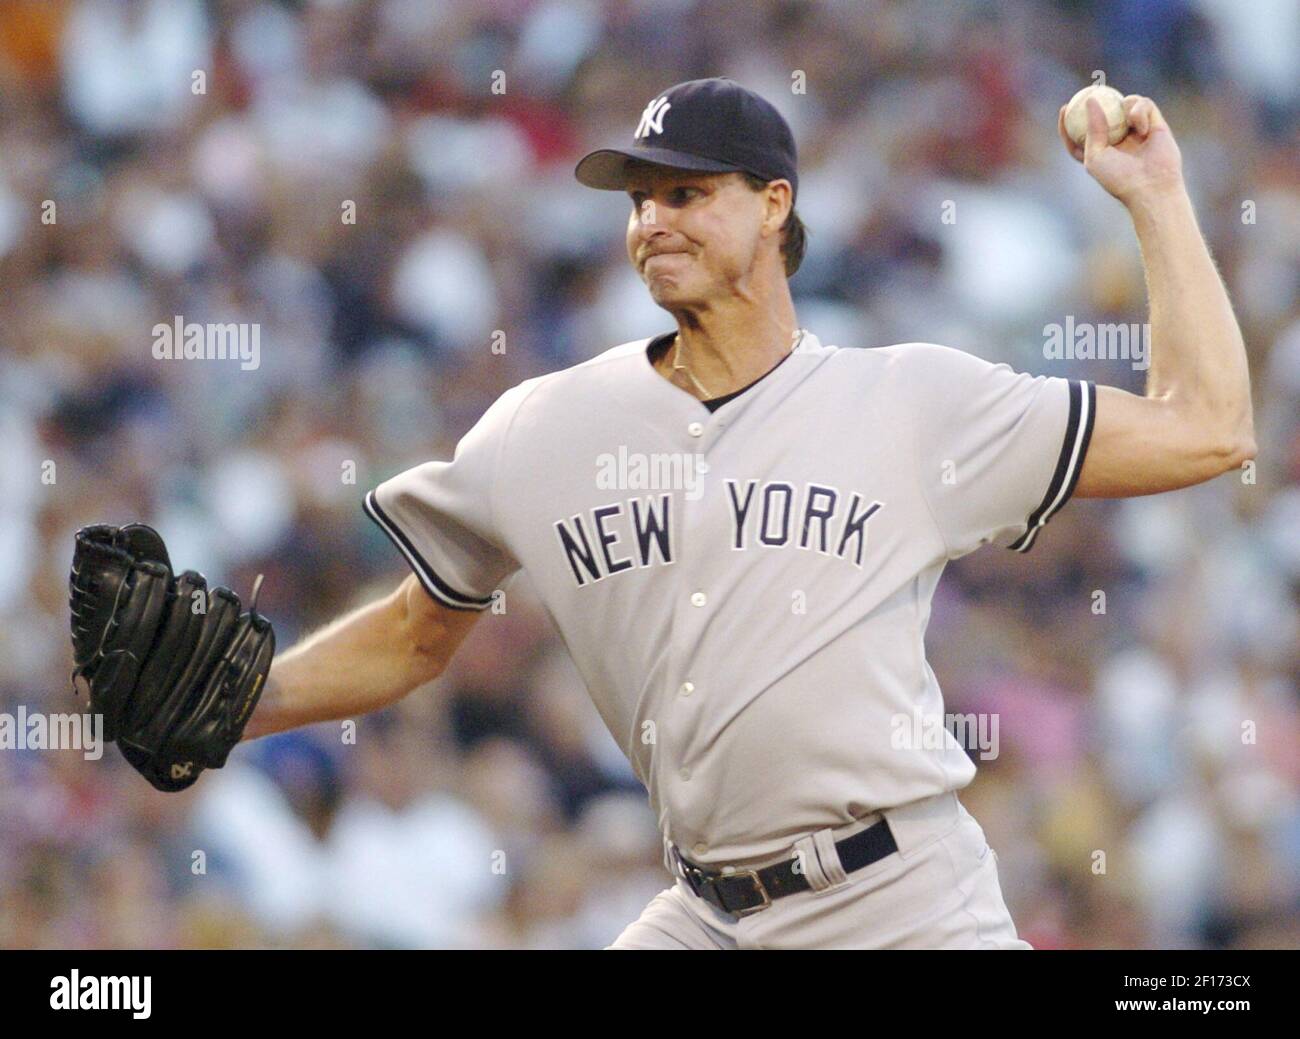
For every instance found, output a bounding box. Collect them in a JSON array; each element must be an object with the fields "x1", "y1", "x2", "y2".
[{"x1": 659, "y1": 407, "x2": 730, "y2": 860}]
